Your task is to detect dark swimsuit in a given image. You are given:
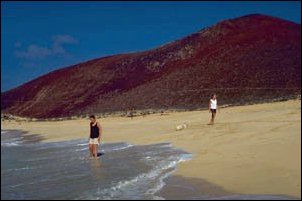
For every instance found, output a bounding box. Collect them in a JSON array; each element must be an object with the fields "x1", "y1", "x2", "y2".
[
  {"x1": 210, "y1": 109, "x2": 217, "y2": 114},
  {"x1": 90, "y1": 122, "x2": 100, "y2": 139}
]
